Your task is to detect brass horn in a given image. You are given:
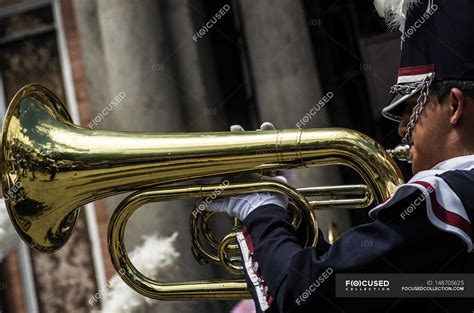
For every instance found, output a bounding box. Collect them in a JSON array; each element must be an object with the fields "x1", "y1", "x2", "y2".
[{"x1": 1, "y1": 84, "x2": 404, "y2": 300}]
